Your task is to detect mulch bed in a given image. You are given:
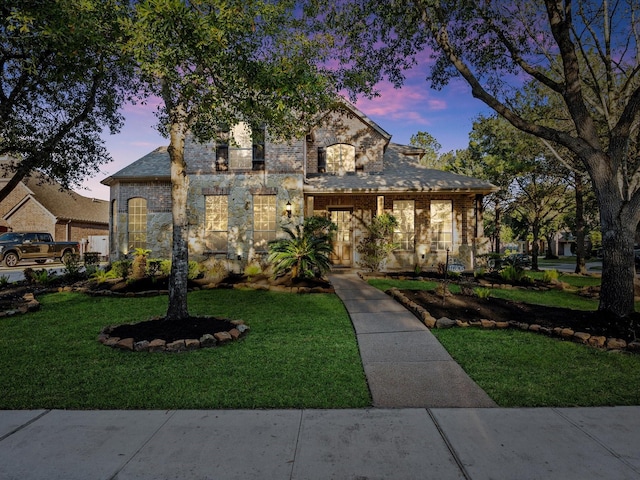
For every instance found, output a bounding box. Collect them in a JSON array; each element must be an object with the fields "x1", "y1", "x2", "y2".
[{"x1": 401, "y1": 289, "x2": 640, "y2": 342}]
